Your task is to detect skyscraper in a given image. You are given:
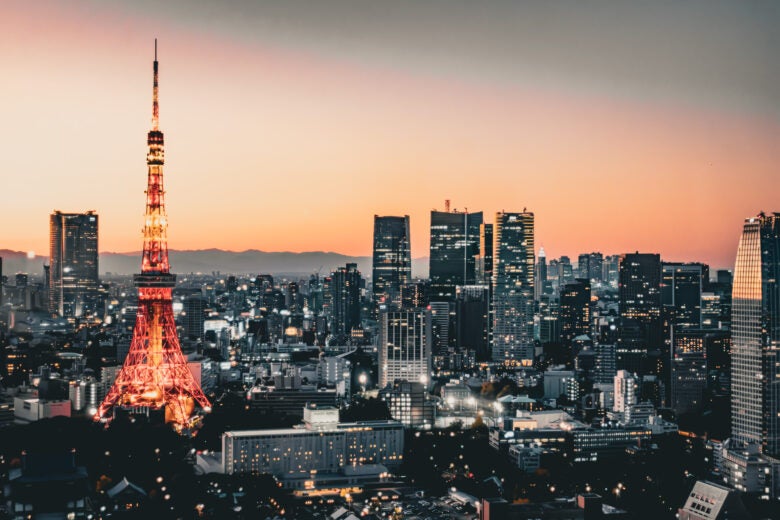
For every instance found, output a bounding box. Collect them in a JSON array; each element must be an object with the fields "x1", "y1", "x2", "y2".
[
  {"x1": 670, "y1": 331, "x2": 707, "y2": 415},
  {"x1": 534, "y1": 247, "x2": 547, "y2": 301},
  {"x1": 429, "y1": 208, "x2": 483, "y2": 301},
  {"x1": 577, "y1": 252, "x2": 604, "y2": 285},
  {"x1": 492, "y1": 211, "x2": 535, "y2": 364},
  {"x1": 378, "y1": 309, "x2": 432, "y2": 388},
  {"x1": 182, "y1": 295, "x2": 206, "y2": 340},
  {"x1": 476, "y1": 223, "x2": 493, "y2": 285},
  {"x1": 603, "y1": 255, "x2": 621, "y2": 289},
  {"x1": 454, "y1": 285, "x2": 490, "y2": 361},
  {"x1": 720, "y1": 213, "x2": 780, "y2": 496},
  {"x1": 372, "y1": 215, "x2": 411, "y2": 309},
  {"x1": 556, "y1": 256, "x2": 574, "y2": 289},
  {"x1": 731, "y1": 213, "x2": 780, "y2": 456},
  {"x1": 617, "y1": 253, "x2": 662, "y2": 375},
  {"x1": 48, "y1": 211, "x2": 99, "y2": 318},
  {"x1": 329, "y1": 263, "x2": 362, "y2": 339},
  {"x1": 559, "y1": 278, "x2": 591, "y2": 347},
  {"x1": 661, "y1": 262, "x2": 706, "y2": 330}
]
